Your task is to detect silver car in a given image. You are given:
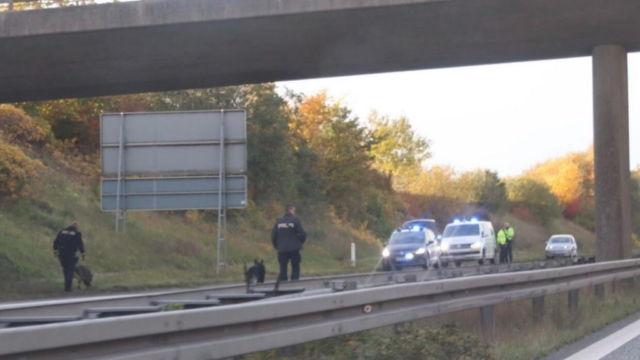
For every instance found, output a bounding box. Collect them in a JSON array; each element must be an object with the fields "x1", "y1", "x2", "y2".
[{"x1": 545, "y1": 235, "x2": 578, "y2": 259}]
